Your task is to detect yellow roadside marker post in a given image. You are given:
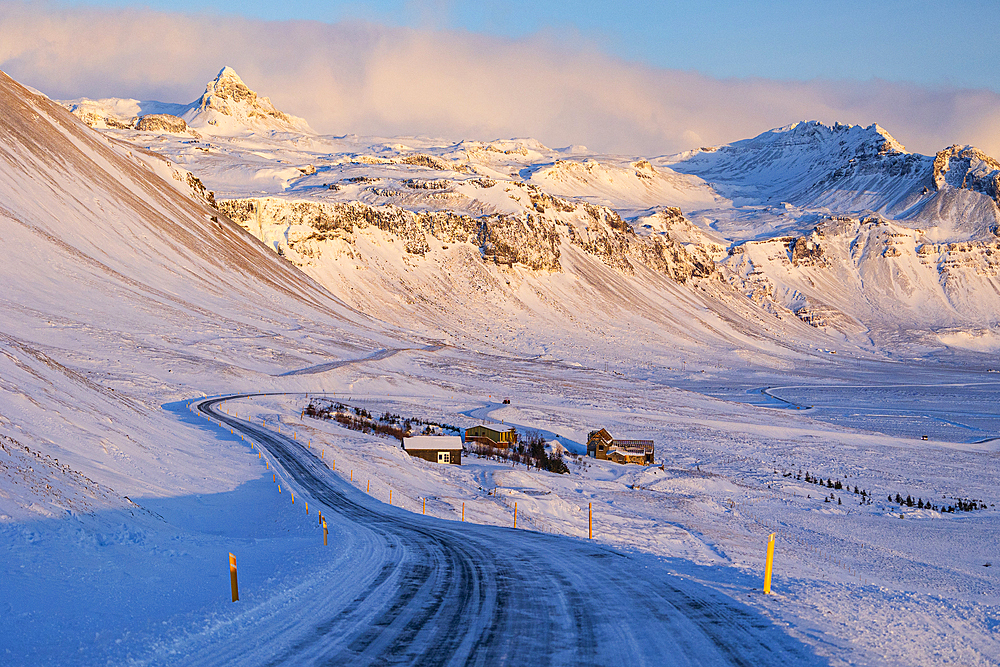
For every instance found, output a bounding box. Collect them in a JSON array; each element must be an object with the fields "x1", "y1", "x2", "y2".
[
  {"x1": 323, "y1": 519, "x2": 328, "y2": 546},
  {"x1": 514, "y1": 502, "x2": 517, "y2": 528},
  {"x1": 589, "y1": 503, "x2": 592, "y2": 539},
  {"x1": 367, "y1": 480, "x2": 370, "y2": 493},
  {"x1": 389, "y1": 489, "x2": 392, "y2": 505},
  {"x1": 423, "y1": 498, "x2": 426, "y2": 514},
  {"x1": 278, "y1": 484, "x2": 281, "y2": 494},
  {"x1": 350, "y1": 470, "x2": 353, "y2": 481},
  {"x1": 462, "y1": 502, "x2": 465, "y2": 522},
  {"x1": 229, "y1": 553, "x2": 239, "y2": 602},
  {"x1": 291, "y1": 492, "x2": 294, "y2": 504},
  {"x1": 306, "y1": 501, "x2": 308, "y2": 515},
  {"x1": 763, "y1": 533, "x2": 776, "y2": 595}
]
